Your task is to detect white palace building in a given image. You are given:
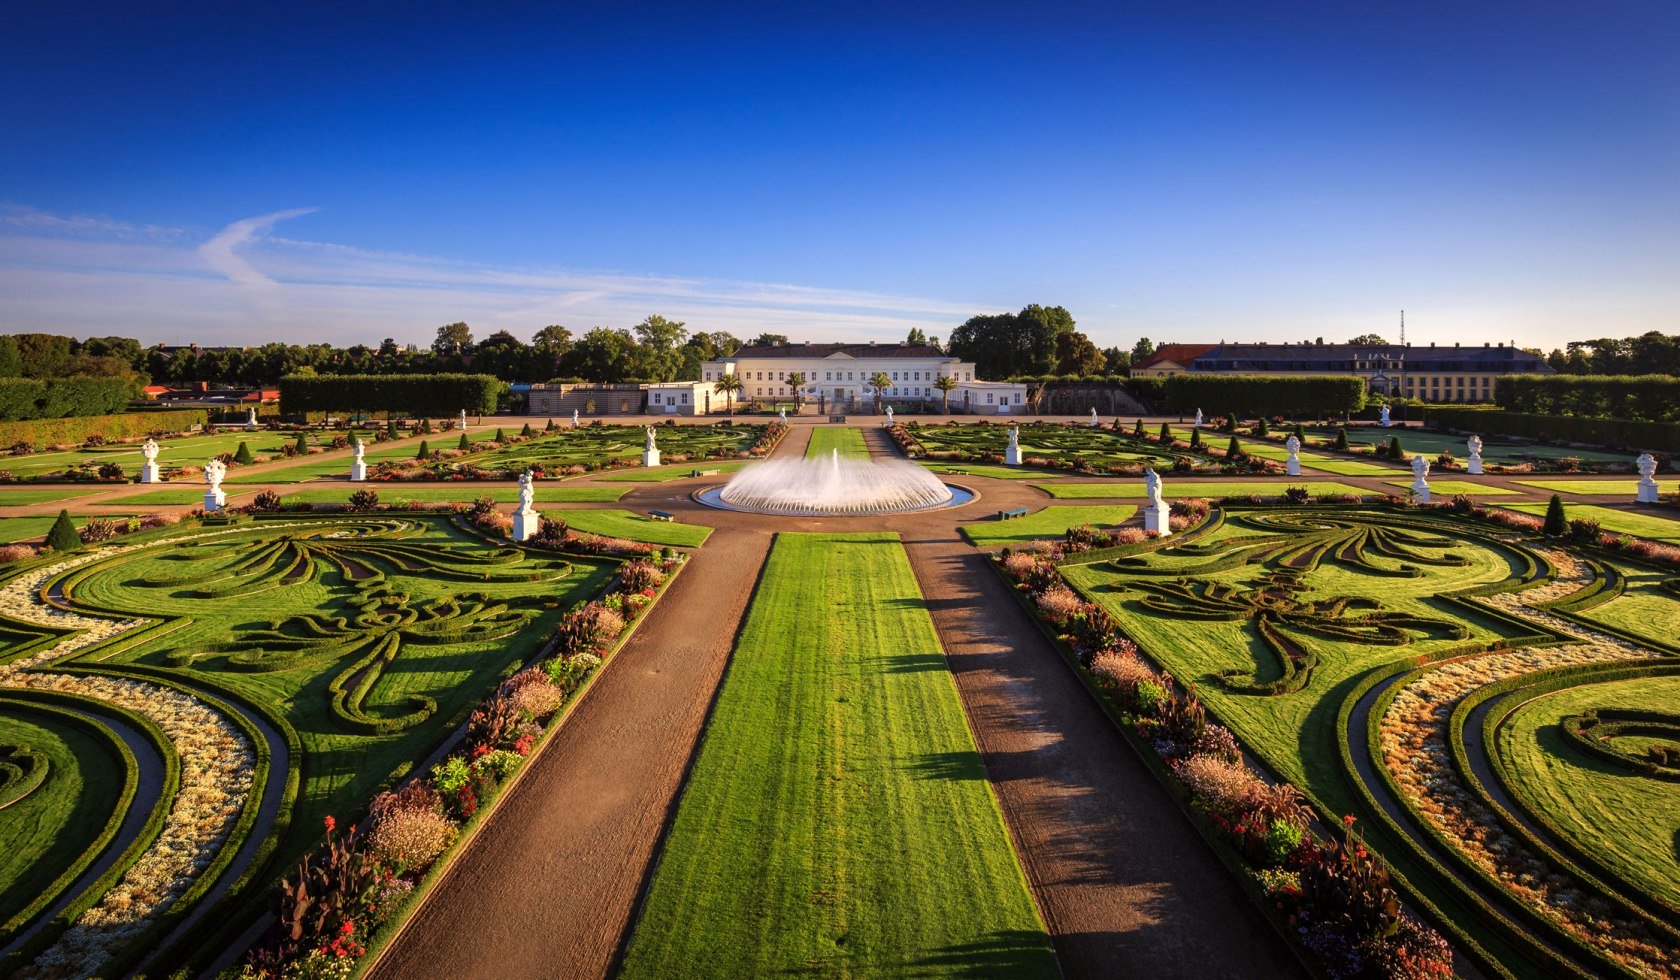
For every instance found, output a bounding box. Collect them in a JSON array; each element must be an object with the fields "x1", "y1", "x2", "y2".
[{"x1": 676, "y1": 340, "x2": 1028, "y2": 415}]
